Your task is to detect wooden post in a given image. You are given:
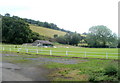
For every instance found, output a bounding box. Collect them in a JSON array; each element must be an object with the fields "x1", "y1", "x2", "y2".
[
  {"x1": 9, "y1": 48, "x2": 11, "y2": 52},
  {"x1": 85, "y1": 52, "x2": 86, "y2": 57},
  {"x1": 66, "y1": 51, "x2": 68, "y2": 56},
  {"x1": 26, "y1": 49, "x2": 28, "y2": 53},
  {"x1": 50, "y1": 50, "x2": 52, "y2": 55},
  {"x1": 18, "y1": 48, "x2": 20, "y2": 52},
  {"x1": 36, "y1": 49, "x2": 38, "y2": 54},
  {"x1": 2, "y1": 47, "x2": 4, "y2": 51},
  {"x1": 106, "y1": 52, "x2": 108, "y2": 59}
]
